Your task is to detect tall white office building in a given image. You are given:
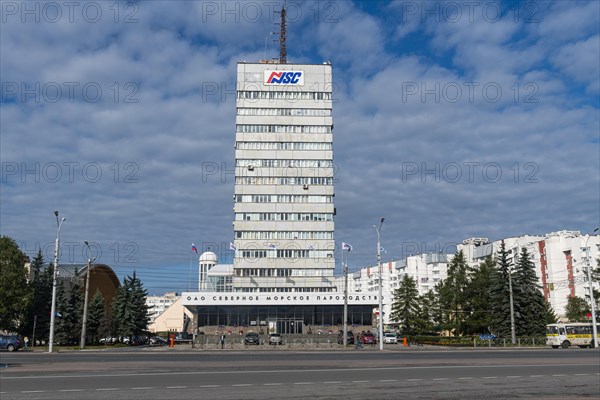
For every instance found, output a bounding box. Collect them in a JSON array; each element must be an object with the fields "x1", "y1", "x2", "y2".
[{"x1": 232, "y1": 62, "x2": 336, "y2": 293}]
